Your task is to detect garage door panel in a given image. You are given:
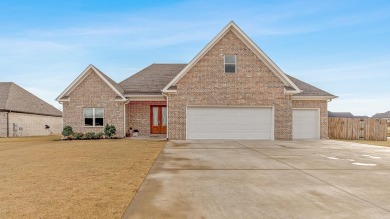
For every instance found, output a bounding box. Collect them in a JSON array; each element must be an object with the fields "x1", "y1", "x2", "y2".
[
  {"x1": 187, "y1": 107, "x2": 273, "y2": 140},
  {"x1": 292, "y1": 109, "x2": 319, "y2": 140}
]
